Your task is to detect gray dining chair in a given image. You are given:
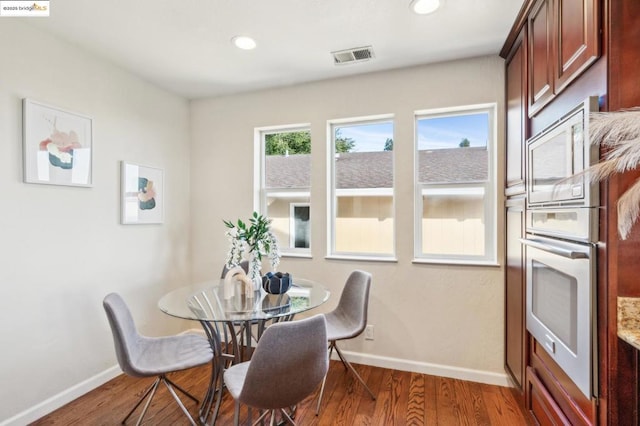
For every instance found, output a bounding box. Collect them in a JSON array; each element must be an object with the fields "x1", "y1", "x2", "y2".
[
  {"x1": 224, "y1": 314, "x2": 328, "y2": 426},
  {"x1": 315, "y1": 270, "x2": 375, "y2": 414},
  {"x1": 103, "y1": 292, "x2": 213, "y2": 426}
]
